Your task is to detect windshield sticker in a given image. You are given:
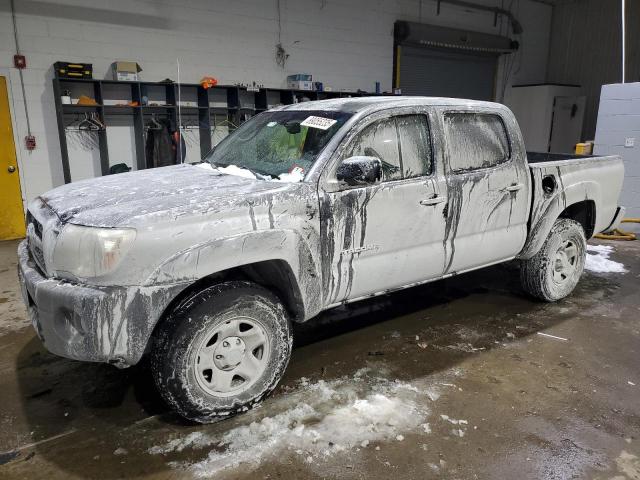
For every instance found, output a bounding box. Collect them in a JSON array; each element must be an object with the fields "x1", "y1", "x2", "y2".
[
  {"x1": 267, "y1": 121, "x2": 278, "y2": 127},
  {"x1": 300, "y1": 116, "x2": 337, "y2": 130}
]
